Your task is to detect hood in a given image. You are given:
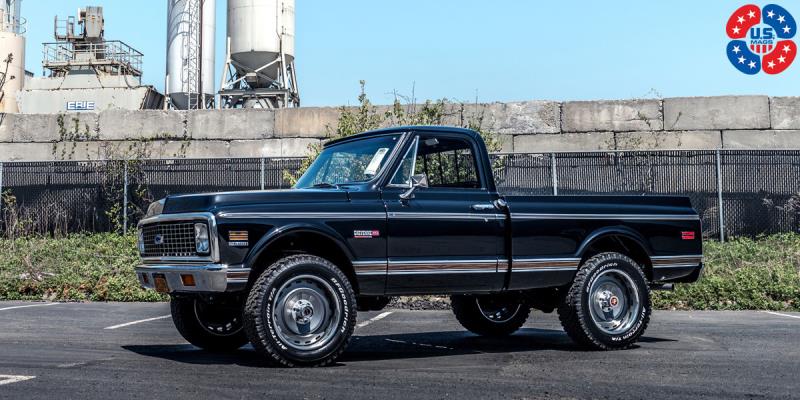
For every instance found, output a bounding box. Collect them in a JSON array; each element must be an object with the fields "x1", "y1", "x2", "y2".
[{"x1": 161, "y1": 189, "x2": 351, "y2": 214}]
